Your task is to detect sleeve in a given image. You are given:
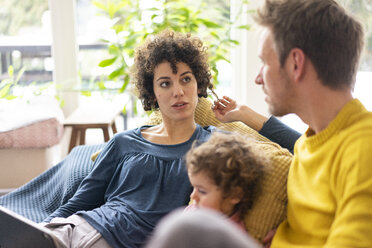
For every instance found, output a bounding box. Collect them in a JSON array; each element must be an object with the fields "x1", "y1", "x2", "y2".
[
  {"x1": 259, "y1": 116, "x2": 301, "y2": 154},
  {"x1": 326, "y1": 135, "x2": 372, "y2": 247},
  {"x1": 44, "y1": 138, "x2": 119, "y2": 222}
]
